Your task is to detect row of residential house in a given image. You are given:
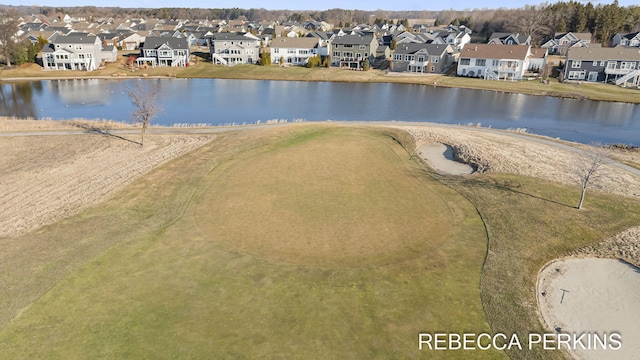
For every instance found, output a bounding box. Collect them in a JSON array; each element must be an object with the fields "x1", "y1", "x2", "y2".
[{"x1": 10, "y1": 13, "x2": 640, "y2": 87}]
